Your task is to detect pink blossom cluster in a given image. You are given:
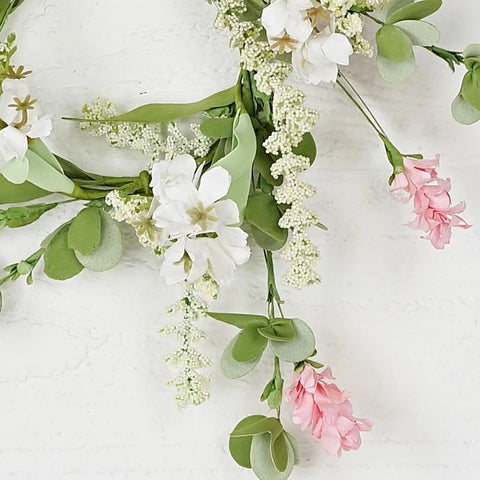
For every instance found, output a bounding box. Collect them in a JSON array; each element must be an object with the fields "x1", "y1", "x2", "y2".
[
  {"x1": 285, "y1": 364, "x2": 373, "y2": 456},
  {"x1": 390, "y1": 155, "x2": 470, "y2": 249}
]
